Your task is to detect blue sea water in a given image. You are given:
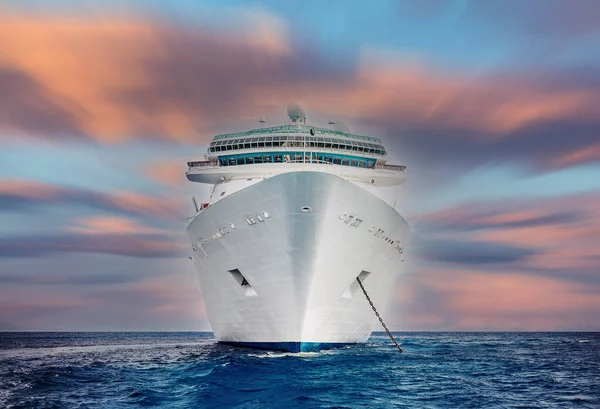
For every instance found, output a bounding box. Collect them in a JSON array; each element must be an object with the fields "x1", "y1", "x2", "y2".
[{"x1": 0, "y1": 332, "x2": 598, "y2": 408}]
